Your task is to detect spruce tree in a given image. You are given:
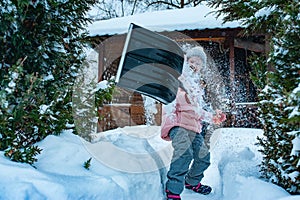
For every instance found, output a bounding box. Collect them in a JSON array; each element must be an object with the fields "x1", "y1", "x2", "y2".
[
  {"x1": 207, "y1": 0, "x2": 300, "y2": 194},
  {"x1": 0, "y1": 0, "x2": 97, "y2": 164}
]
